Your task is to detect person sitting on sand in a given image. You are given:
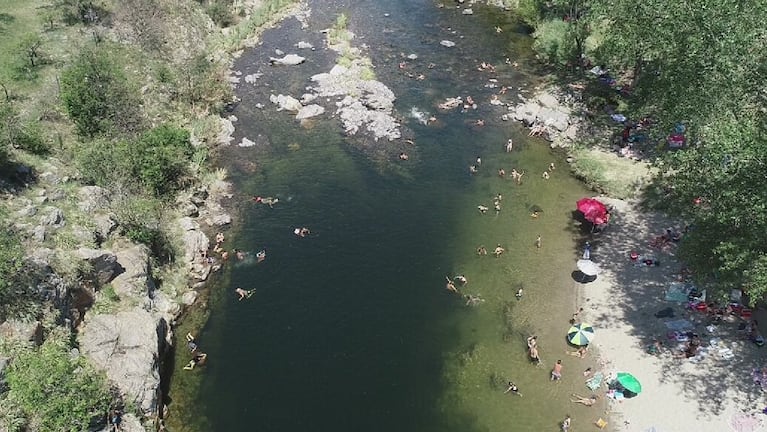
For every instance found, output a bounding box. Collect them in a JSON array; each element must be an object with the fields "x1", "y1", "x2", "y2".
[
  {"x1": 551, "y1": 360, "x2": 563, "y2": 380},
  {"x1": 567, "y1": 346, "x2": 588, "y2": 358},
  {"x1": 494, "y1": 244, "x2": 505, "y2": 257},
  {"x1": 235, "y1": 288, "x2": 255, "y2": 301},
  {"x1": 527, "y1": 336, "x2": 538, "y2": 349},
  {"x1": 186, "y1": 333, "x2": 198, "y2": 353},
  {"x1": 570, "y1": 394, "x2": 598, "y2": 406},
  {"x1": 183, "y1": 352, "x2": 207, "y2": 370},
  {"x1": 529, "y1": 346, "x2": 541, "y2": 364}
]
